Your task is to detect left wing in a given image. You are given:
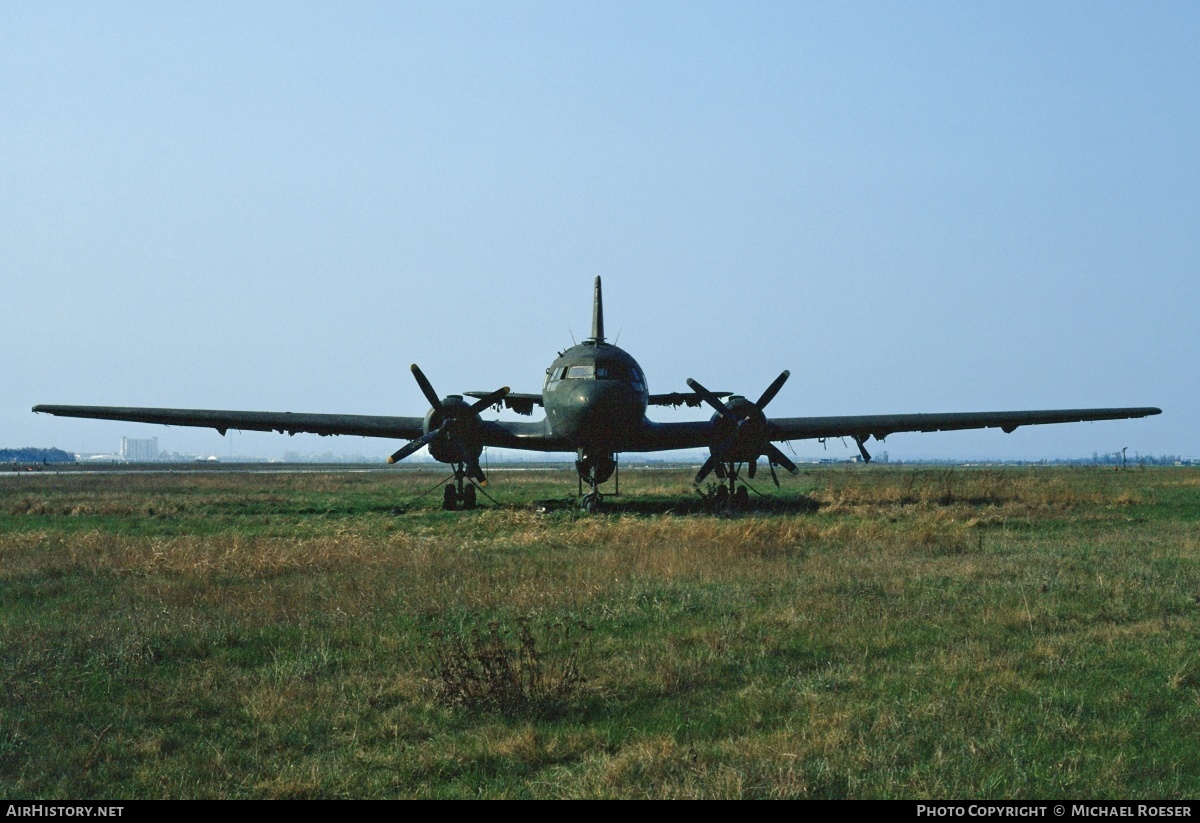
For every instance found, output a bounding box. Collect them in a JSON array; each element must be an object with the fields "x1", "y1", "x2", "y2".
[
  {"x1": 632, "y1": 406, "x2": 1161, "y2": 455},
  {"x1": 765, "y1": 407, "x2": 1162, "y2": 442},
  {"x1": 32, "y1": 405, "x2": 426, "y2": 439}
]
